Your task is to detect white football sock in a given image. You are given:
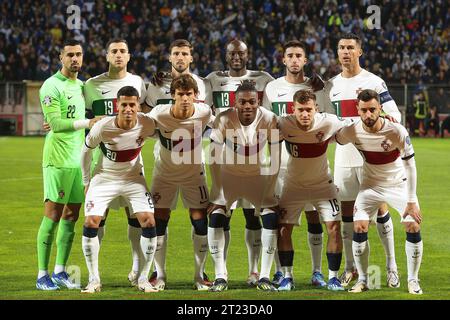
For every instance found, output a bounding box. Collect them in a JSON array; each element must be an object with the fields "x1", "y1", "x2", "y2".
[
  {"x1": 224, "y1": 229, "x2": 230, "y2": 268},
  {"x1": 54, "y1": 264, "x2": 65, "y2": 274},
  {"x1": 245, "y1": 228, "x2": 262, "y2": 274},
  {"x1": 154, "y1": 233, "x2": 168, "y2": 279},
  {"x1": 97, "y1": 226, "x2": 105, "y2": 244},
  {"x1": 193, "y1": 233, "x2": 208, "y2": 281},
  {"x1": 352, "y1": 239, "x2": 370, "y2": 282},
  {"x1": 260, "y1": 228, "x2": 277, "y2": 280},
  {"x1": 274, "y1": 248, "x2": 282, "y2": 273},
  {"x1": 406, "y1": 240, "x2": 423, "y2": 281},
  {"x1": 82, "y1": 235, "x2": 100, "y2": 282},
  {"x1": 127, "y1": 225, "x2": 142, "y2": 273},
  {"x1": 38, "y1": 270, "x2": 48, "y2": 279},
  {"x1": 376, "y1": 213, "x2": 397, "y2": 271},
  {"x1": 138, "y1": 235, "x2": 157, "y2": 282},
  {"x1": 308, "y1": 232, "x2": 323, "y2": 273},
  {"x1": 342, "y1": 221, "x2": 355, "y2": 271},
  {"x1": 282, "y1": 266, "x2": 293, "y2": 279},
  {"x1": 208, "y1": 226, "x2": 227, "y2": 280}
]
